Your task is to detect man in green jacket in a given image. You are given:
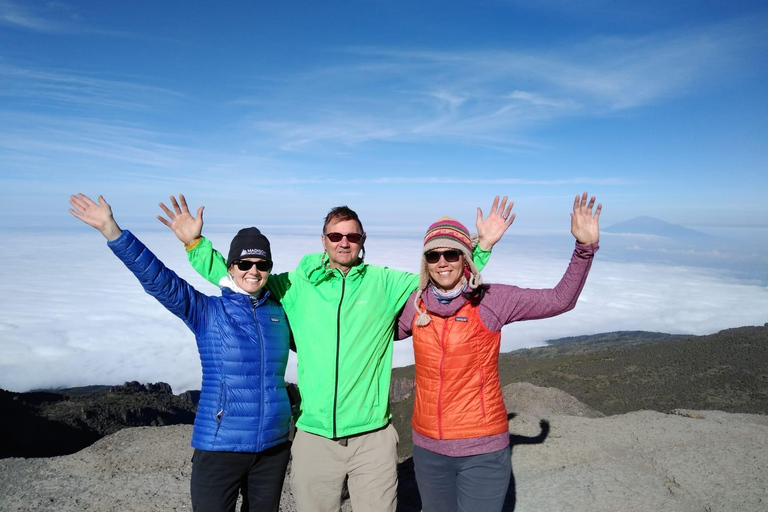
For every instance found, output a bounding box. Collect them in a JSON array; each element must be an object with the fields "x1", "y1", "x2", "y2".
[{"x1": 158, "y1": 195, "x2": 515, "y2": 512}]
